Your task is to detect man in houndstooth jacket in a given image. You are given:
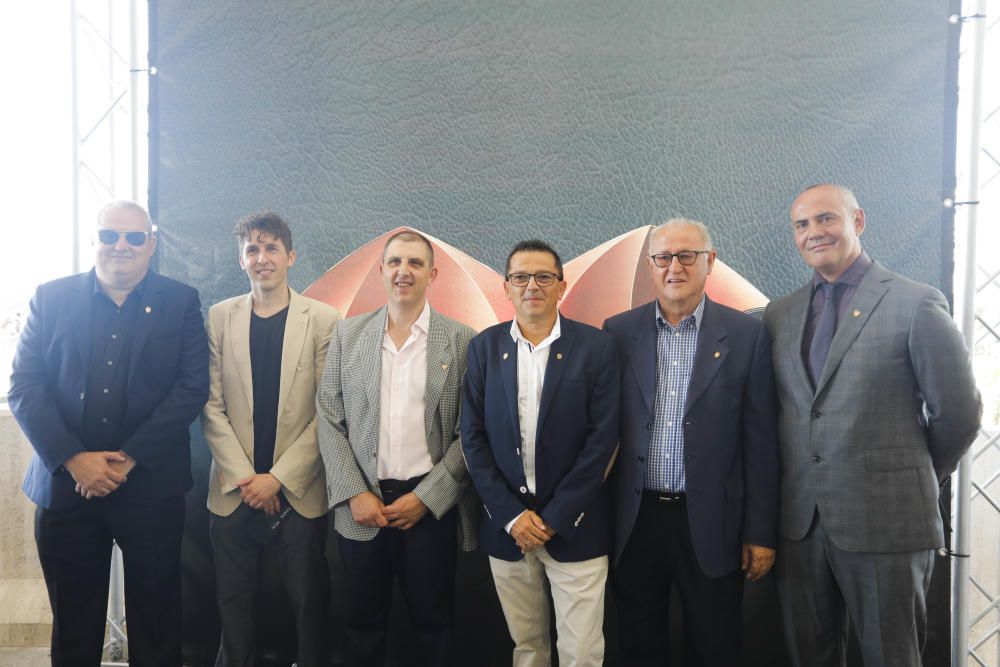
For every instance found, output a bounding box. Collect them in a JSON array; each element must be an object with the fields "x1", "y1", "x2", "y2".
[{"x1": 317, "y1": 230, "x2": 476, "y2": 667}]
